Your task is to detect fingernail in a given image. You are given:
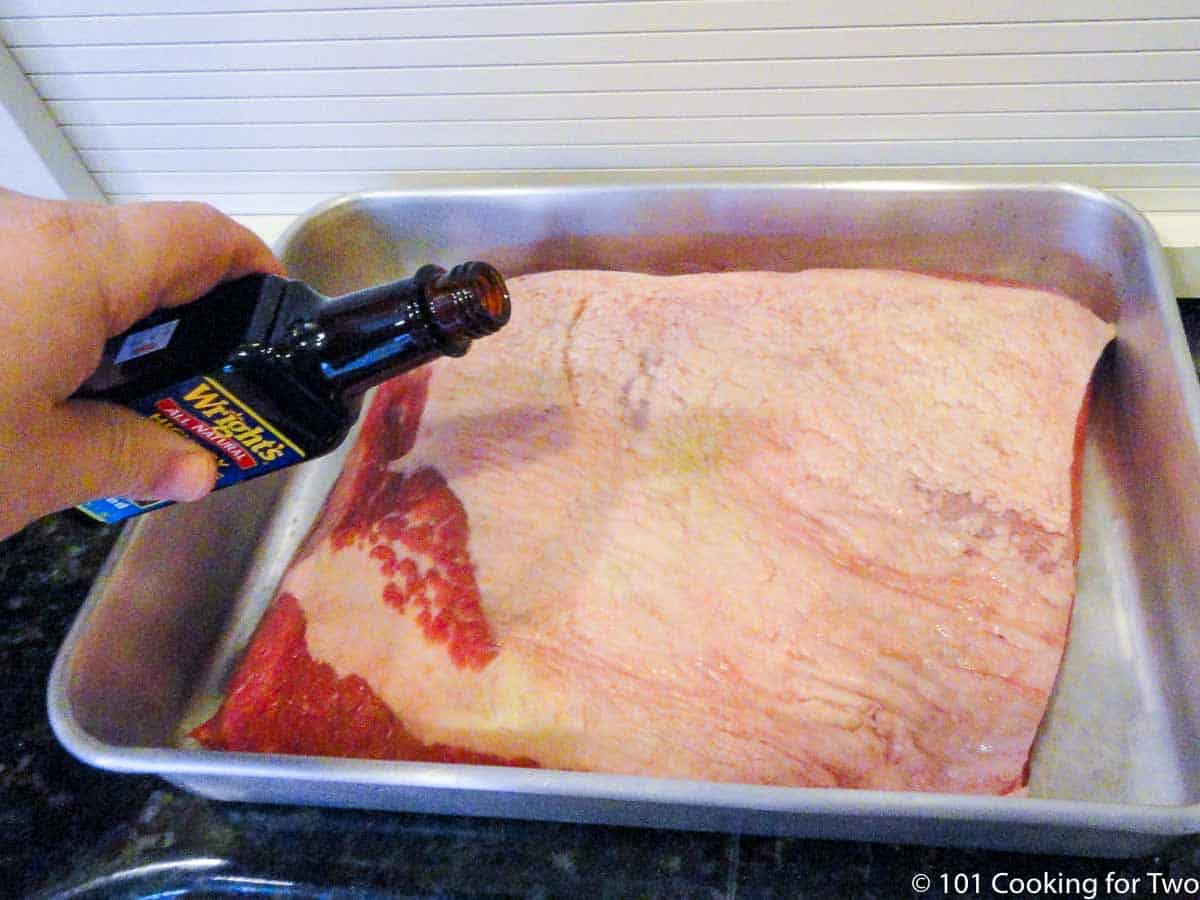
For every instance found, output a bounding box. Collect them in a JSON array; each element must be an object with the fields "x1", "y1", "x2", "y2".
[{"x1": 151, "y1": 452, "x2": 216, "y2": 502}]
